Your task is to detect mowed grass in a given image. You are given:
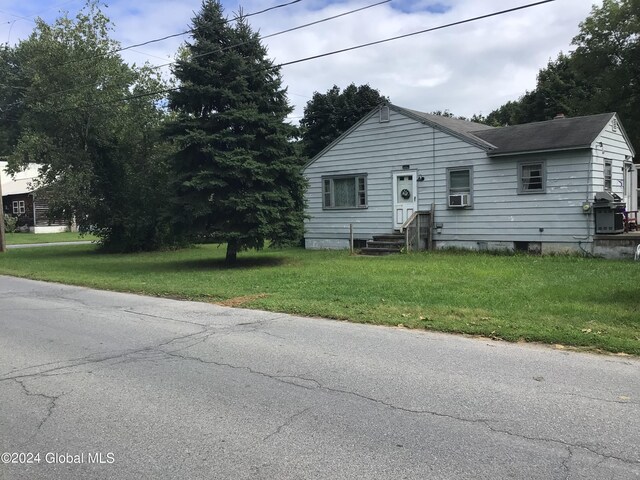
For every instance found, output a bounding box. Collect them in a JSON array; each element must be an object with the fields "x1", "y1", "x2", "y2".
[
  {"x1": 0, "y1": 244, "x2": 638, "y2": 355},
  {"x1": 5, "y1": 232, "x2": 98, "y2": 245}
]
